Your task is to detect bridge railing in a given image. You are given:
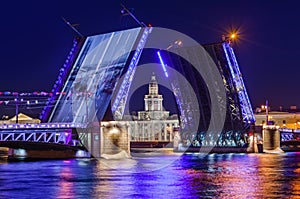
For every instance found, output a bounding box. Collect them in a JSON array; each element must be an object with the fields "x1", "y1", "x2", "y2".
[
  {"x1": 0, "y1": 123, "x2": 86, "y2": 147},
  {"x1": 0, "y1": 130, "x2": 80, "y2": 146},
  {"x1": 0, "y1": 123, "x2": 86, "y2": 130}
]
